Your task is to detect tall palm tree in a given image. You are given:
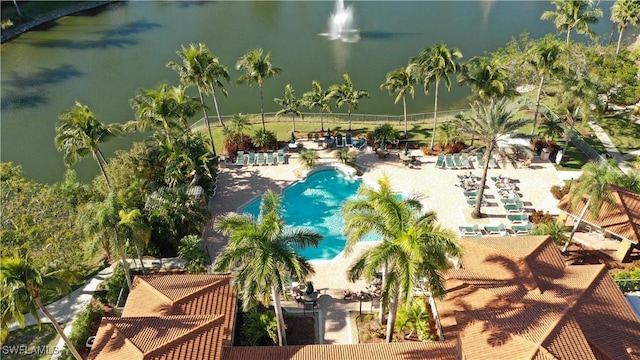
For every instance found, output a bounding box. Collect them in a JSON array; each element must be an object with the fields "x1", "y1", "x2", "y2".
[
  {"x1": 410, "y1": 43, "x2": 463, "y2": 149},
  {"x1": 0, "y1": 255, "x2": 82, "y2": 360},
  {"x1": 457, "y1": 55, "x2": 518, "y2": 102},
  {"x1": 380, "y1": 66, "x2": 416, "y2": 137},
  {"x1": 302, "y1": 80, "x2": 332, "y2": 132},
  {"x1": 453, "y1": 100, "x2": 530, "y2": 218},
  {"x1": 118, "y1": 208, "x2": 151, "y2": 275},
  {"x1": 167, "y1": 43, "x2": 230, "y2": 155},
  {"x1": 236, "y1": 48, "x2": 282, "y2": 131},
  {"x1": 541, "y1": 0, "x2": 603, "y2": 45},
  {"x1": 342, "y1": 175, "x2": 460, "y2": 342},
  {"x1": 561, "y1": 160, "x2": 621, "y2": 252},
  {"x1": 55, "y1": 102, "x2": 122, "y2": 190},
  {"x1": 527, "y1": 36, "x2": 568, "y2": 135},
  {"x1": 213, "y1": 190, "x2": 322, "y2": 346},
  {"x1": 127, "y1": 84, "x2": 200, "y2": 144},
  {"x1": 611, "y1": 0, "x2": 640, "y2": 54},
  {"x1": 274, "y1": 84, "x2": 302, "y2": 132},
  {"x1": 329, "y1": 73, "x2": 370, "y2": 131}
]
